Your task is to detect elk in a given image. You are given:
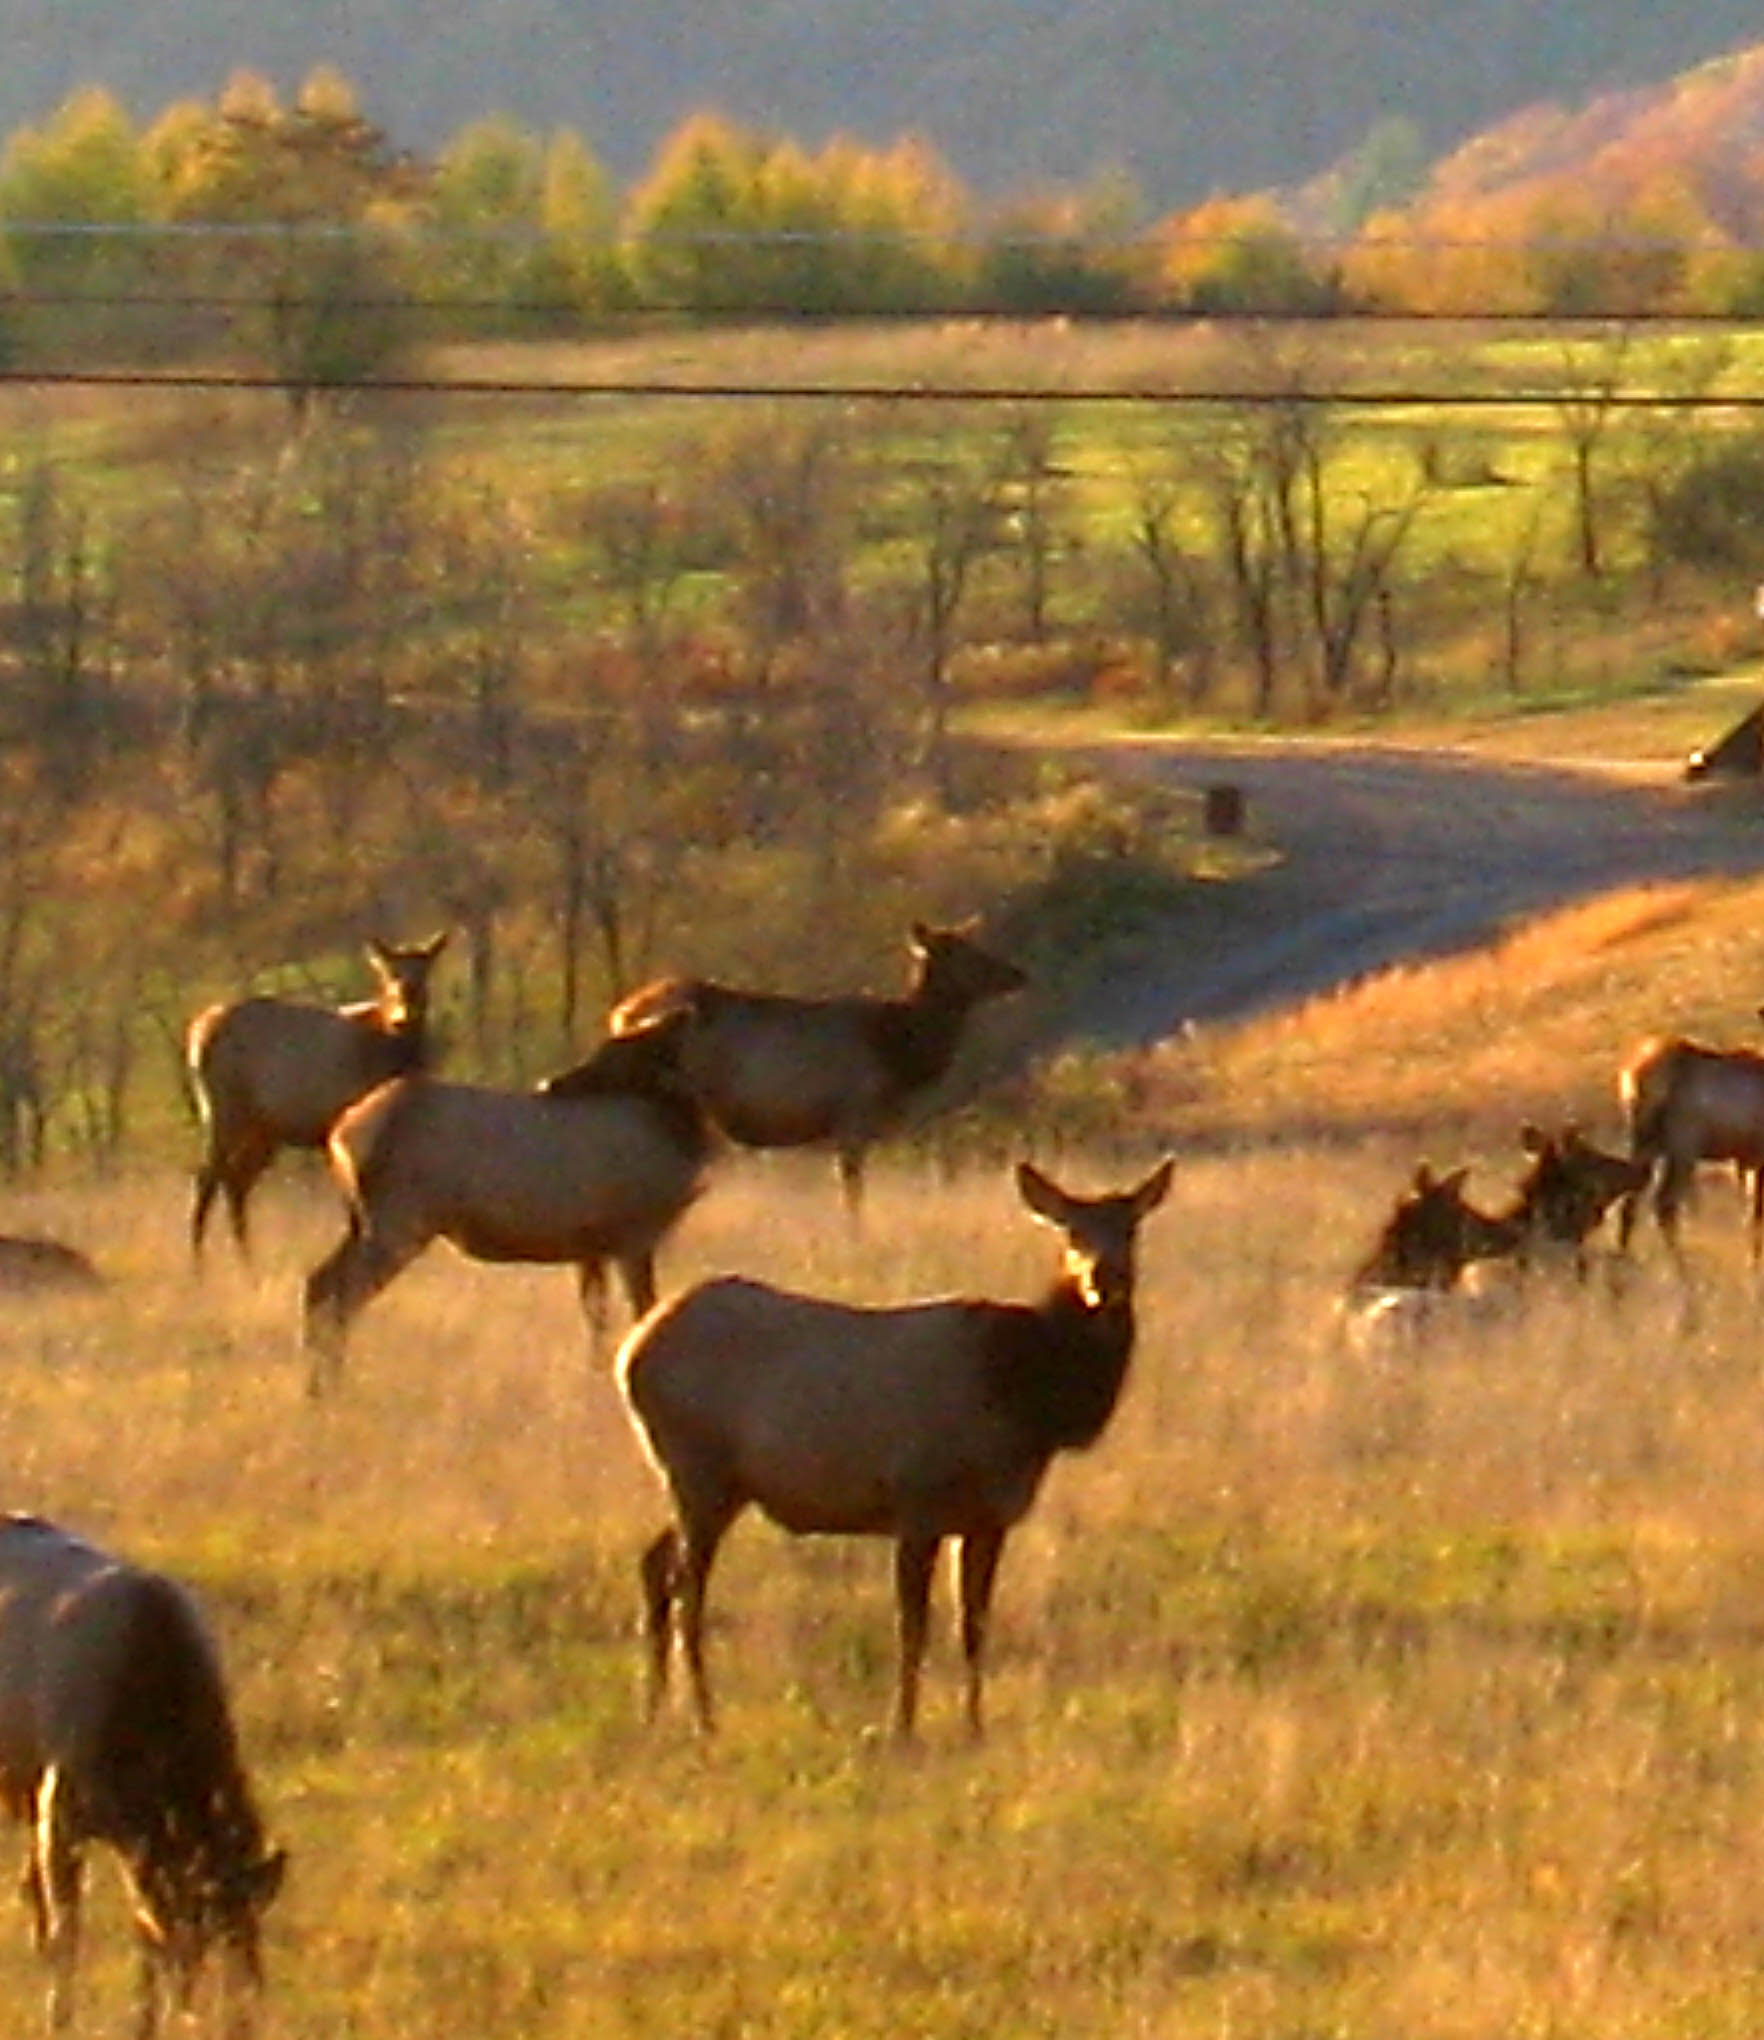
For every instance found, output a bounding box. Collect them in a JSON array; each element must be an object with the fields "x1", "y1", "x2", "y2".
[
  {"x1": 617, "y1": 1155, "x2": 1172, "y2": 1741},
  {"x1": 0, "y1": 1514, "x2": 285, "y2": 2039},
  {"x1": 0, "y1": 1234, "x2": 103, "y2": 1291},
  {"x1": 606, "y1": 921, "x2": 1027, "y2": 1216},
  {"x1": 1339, "y1": 1126, "x2": 1645, "y2": 1353},
  {"x1": 187, "y1": 932, "x2": 448, "y2": 1260},
  {"x1": 1618, "y1": 1032, "x2": 1764, "y2": 1265},
  {"x1": 301, "y1": 1009, "x2": 715, "y2": 1396}
]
